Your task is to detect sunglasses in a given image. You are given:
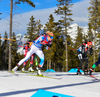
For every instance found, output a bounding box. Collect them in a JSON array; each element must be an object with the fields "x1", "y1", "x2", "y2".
[{"x1": 49, "y1": 35, "x2": 54, "y2": 39}]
